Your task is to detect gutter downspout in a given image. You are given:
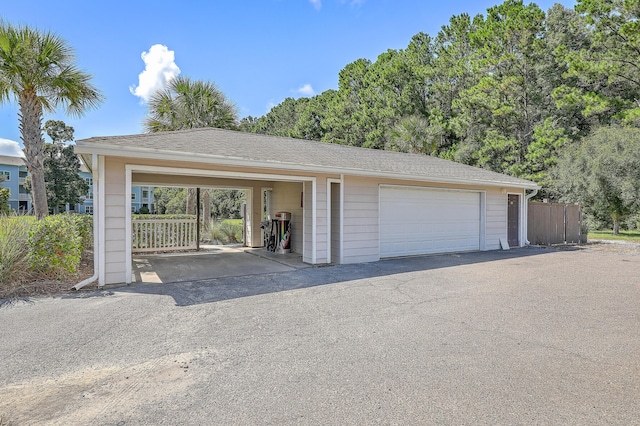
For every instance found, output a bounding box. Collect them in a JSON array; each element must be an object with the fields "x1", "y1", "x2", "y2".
[
  {"x1": 72, "y1": 153, "x2": 99, "y2": 291},
  {"x1": 524, "y1": 188, "x2": 539, "y2": 245}
]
